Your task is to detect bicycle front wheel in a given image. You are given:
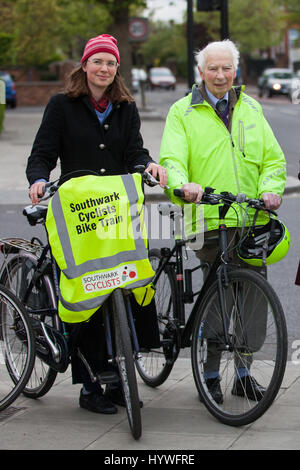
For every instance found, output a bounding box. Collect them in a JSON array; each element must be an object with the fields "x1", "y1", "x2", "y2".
[
  {"x1": 191, "y1": 268, "x2": 287, "y2": 426},
  {"x1": 112, "y1": 288, "x2": 142, "y2": 440},
  {"x1": 0, "y1": 285, "x2": 35, "y2": 411},
  {"x1": 135, "y1": 248, "x2": 177, "y2": 387}
]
